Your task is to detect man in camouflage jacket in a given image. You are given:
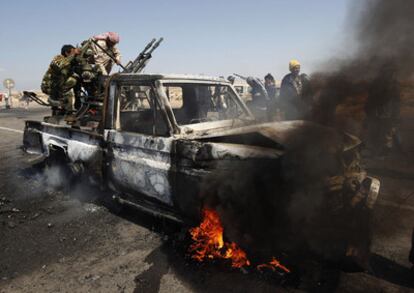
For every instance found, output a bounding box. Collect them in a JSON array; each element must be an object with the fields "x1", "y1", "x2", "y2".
[{"x1": 41, "y1": 44, "x2": 79, "y2": 112}]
